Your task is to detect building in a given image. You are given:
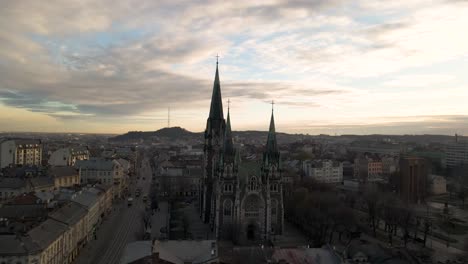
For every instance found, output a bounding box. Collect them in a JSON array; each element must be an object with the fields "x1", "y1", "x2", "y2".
[
  {"x1": 49, "y1": 201, "x2": 88, "y2": 261},
  {"x1": 30, "y1": 176, "x2": 55, "y2": 193},
  {"x1": 48, "y1": 147, "x2": 90, "y2": 166},
  {"x1": 76, "y1": 158, "x2": 128, "y2": 198},
  {"x1": 354, "y1": 157, "x2": 383, "y2": 182},
  {"x1": 445, "y1": 140, "x2": 468, "y2": 168},
  {"x1": 0, "y1": 139, "x2": 42, "y2": 168},
  {"x1": 88, "y1": 184, "x2": 114, "y2": 217},
  {"x1": 0, "y1": 234, "x2": 42, "y2": 264},
  {"x1": 0, "y1": 177, "x2": 31, "y2": 200},
  {"x1": 49, "y1": 166, "x2": 80, "y2": 188},
  {"x1": 429, "y1": 174, "x2": 447, "y2": 195},
  {"x1": 155, "y1": 159, "x2": 201, "y2": 198},
  {"x1": 302, "y1": 160, "x2": 343, "y2": 183},
  {"x1": 199, "y1": 62, "x2": 284, "y2": 244},
  {"x1": 398, "y1": 157, "x2": 428, "y2": 204},
  {"x1": 27, "y1": 218, "x2": 69, "y2": 264},
  {"x1": 381, "y1": 156, "x2": 398, "y2": 175},
  {"x1": 349, "y1": 143, "x2": 403, "y2": 156},
  {"x1": 70, "y1": 190, "x2": 100, "y2": 241}
]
